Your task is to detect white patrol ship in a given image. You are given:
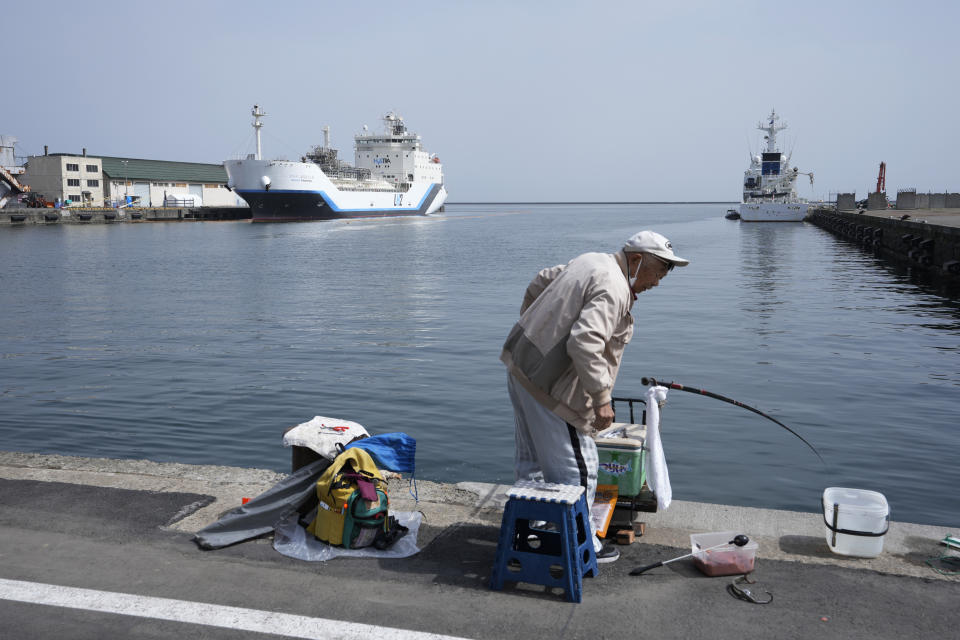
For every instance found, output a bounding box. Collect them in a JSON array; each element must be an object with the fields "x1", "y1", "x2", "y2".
[
  {"x1": 225, "y1": 106, "x2": 447, "y2": 222},
  {"x1": 739, "y1": 110, "x2": 813, "y2": 222}
]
